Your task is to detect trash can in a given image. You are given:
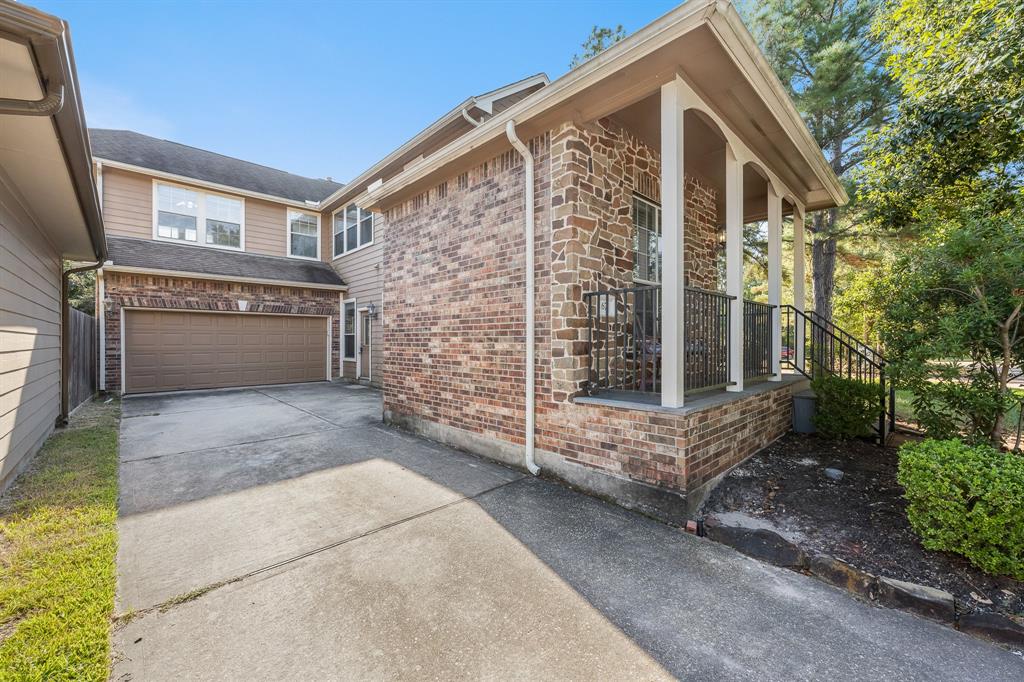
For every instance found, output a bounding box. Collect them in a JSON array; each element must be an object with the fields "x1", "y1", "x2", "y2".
[{"x1": 793, "y1": 389, "x2": 817, "y2": 433}]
